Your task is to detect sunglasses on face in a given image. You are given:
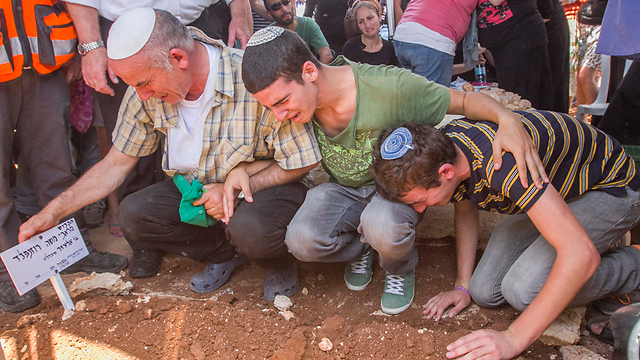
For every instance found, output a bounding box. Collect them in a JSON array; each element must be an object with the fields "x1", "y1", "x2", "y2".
[{"x1": 269, "y1": 0, "x2": 290, "y2": 12}]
